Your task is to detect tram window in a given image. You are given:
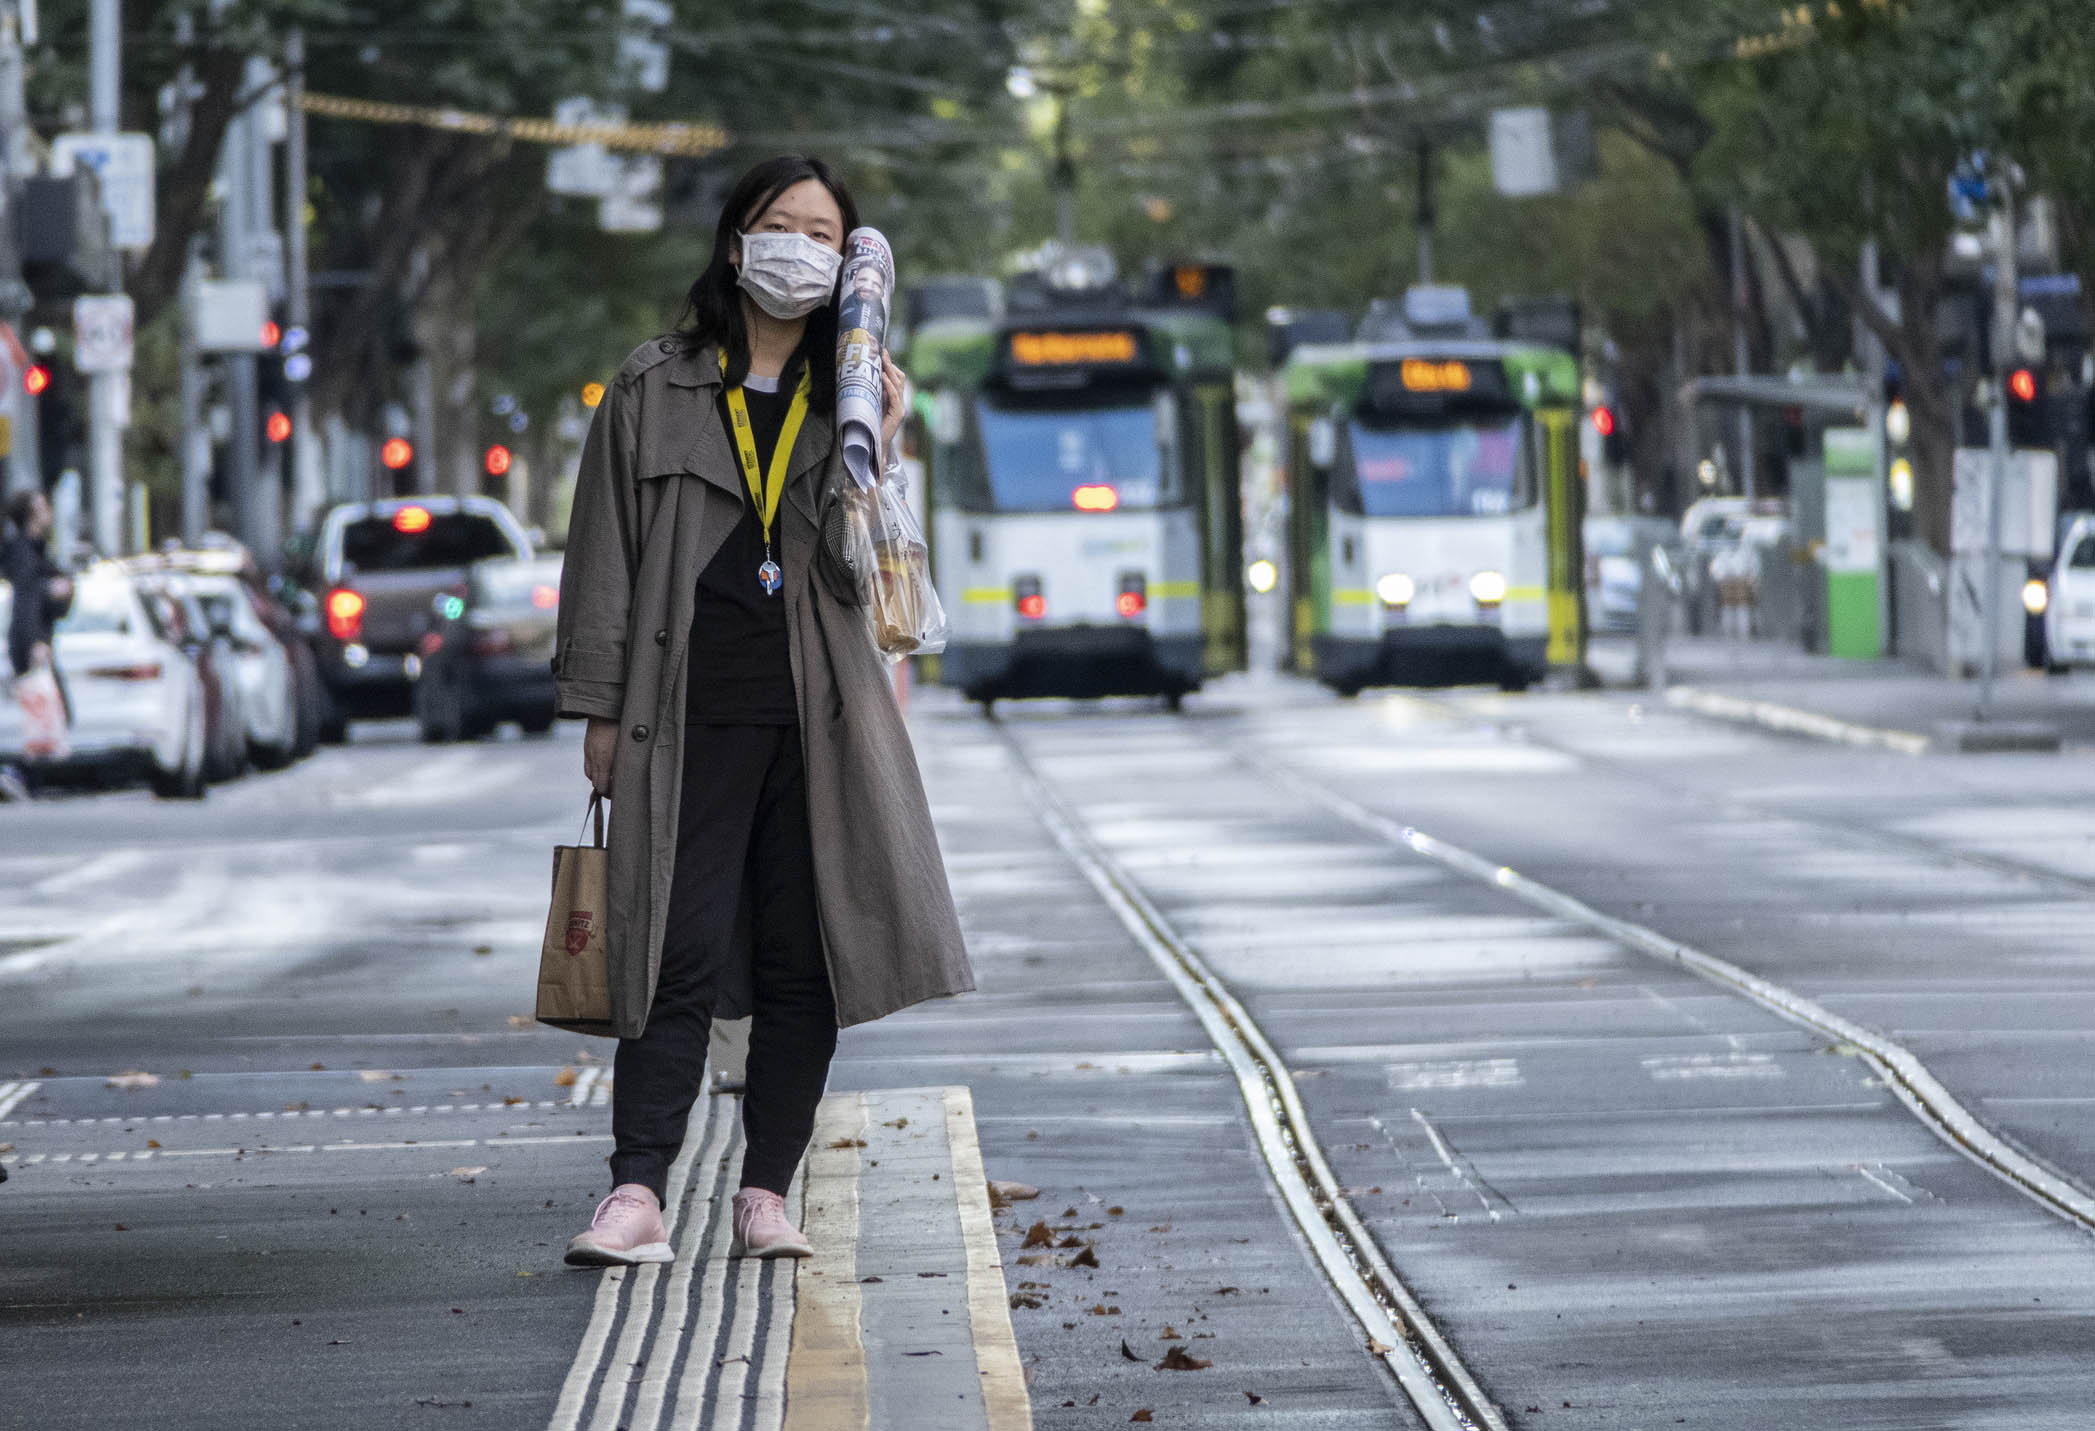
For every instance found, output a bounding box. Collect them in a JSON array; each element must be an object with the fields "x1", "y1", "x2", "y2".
[
  {"x1": 1343, "y1": 417, "x2": 1532, "y2": 518},
  {"x1": 973, "y1": 397, "x2": 1183, "y2": 512}
]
